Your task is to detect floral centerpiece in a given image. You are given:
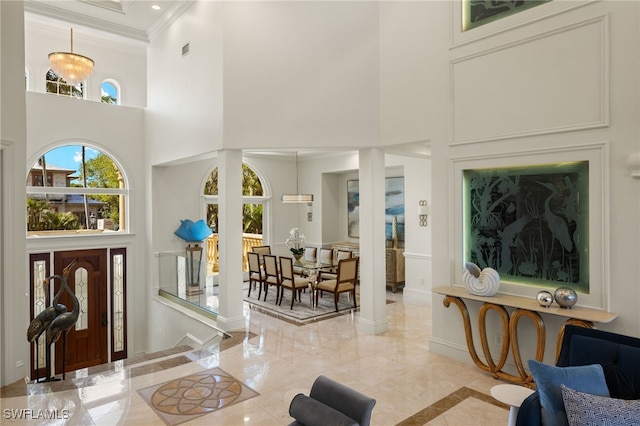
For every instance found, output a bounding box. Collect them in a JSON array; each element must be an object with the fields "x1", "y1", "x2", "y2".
[{"x1": 286, "y1": 228, "x2": 305, "y2": 260}]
